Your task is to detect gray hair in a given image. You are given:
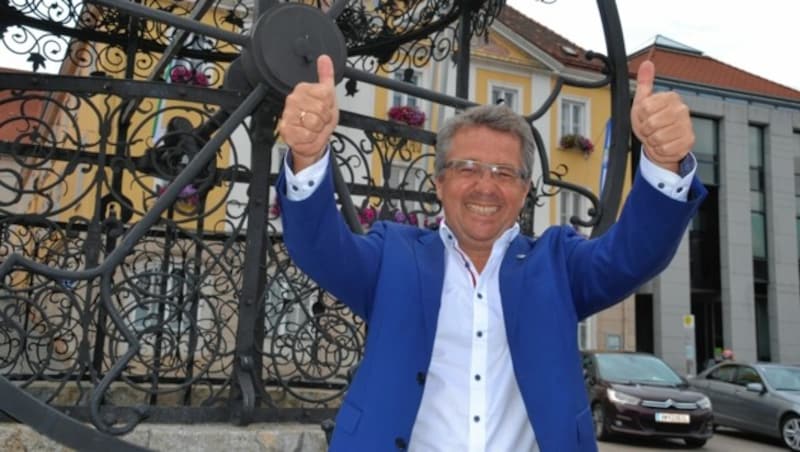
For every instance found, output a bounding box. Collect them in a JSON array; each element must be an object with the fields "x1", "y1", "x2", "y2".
[{"x1": 434, "y1": 104, "x2": 536, "y2": 179}]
